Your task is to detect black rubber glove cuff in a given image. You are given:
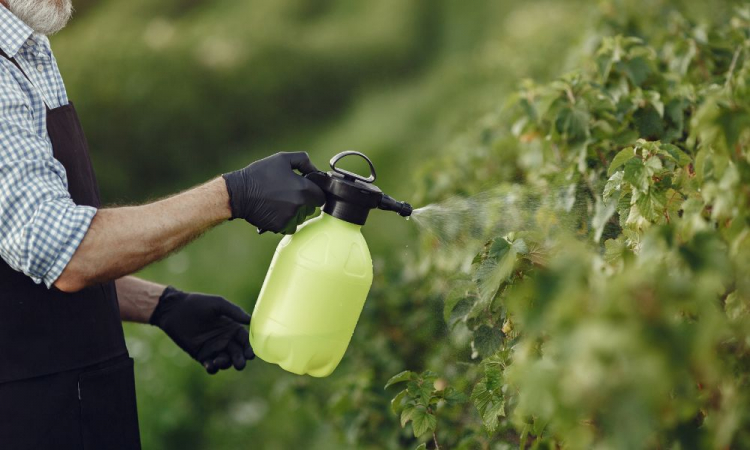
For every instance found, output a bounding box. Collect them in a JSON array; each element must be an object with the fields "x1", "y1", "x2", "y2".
[
  {"x1": 148, "y1": 286, "x2": 179, "y2": 326},
  {"x1": 222, "y1": 174, "x2": 242, "y2": 221}
]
